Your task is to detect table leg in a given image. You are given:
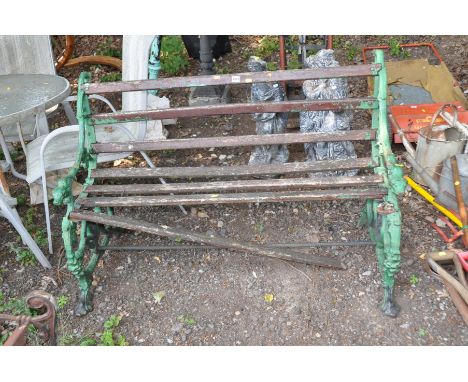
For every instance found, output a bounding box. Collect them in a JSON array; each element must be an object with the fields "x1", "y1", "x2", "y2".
[
  {"x1": 0, "y1": 193, "x2": 51, "y2": 269},
  {"x1": 0, "y1": 127, "x2": 27, "y2": 180}
]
